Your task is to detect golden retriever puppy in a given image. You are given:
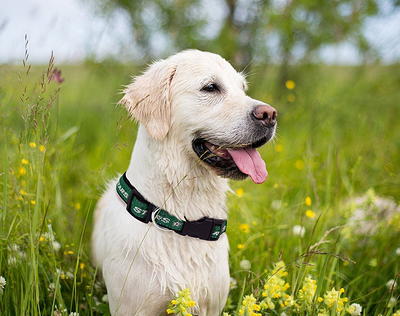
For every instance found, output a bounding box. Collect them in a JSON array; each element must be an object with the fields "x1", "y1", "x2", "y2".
[{"x1": 92, "y1": 50, "x2": 277, "y2": 316}]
